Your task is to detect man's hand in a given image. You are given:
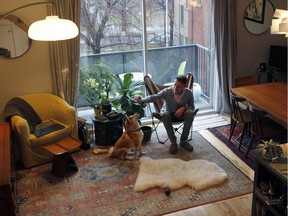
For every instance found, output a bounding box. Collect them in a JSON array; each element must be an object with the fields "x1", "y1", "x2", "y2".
[
  {"x1": 174, "y1": 106, "x2": 185, "y2": 118},
  {"x1": 135, "y1": 96, "x2": 143, "y2": 104}
]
